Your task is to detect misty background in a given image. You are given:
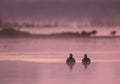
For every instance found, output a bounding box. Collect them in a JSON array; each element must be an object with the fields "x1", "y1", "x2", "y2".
[
  {"x1": 0, "y1": 0, "x2": 120, "y2": 26},
  {"x1": 0, "y1": 0, "x2": 120, "y2": 36}
]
